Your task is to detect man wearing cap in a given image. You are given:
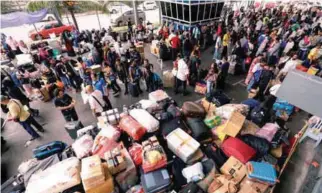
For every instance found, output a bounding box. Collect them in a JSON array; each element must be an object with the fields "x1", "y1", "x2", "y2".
[{"x1": 0, "y1": 96, "x2": 44, "y2": 141}]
